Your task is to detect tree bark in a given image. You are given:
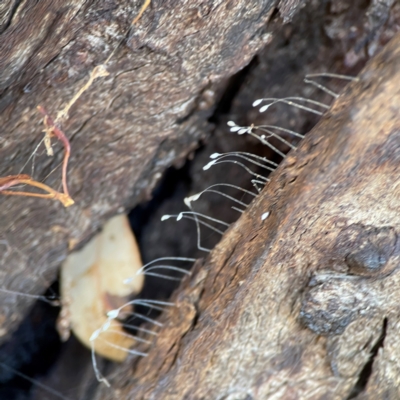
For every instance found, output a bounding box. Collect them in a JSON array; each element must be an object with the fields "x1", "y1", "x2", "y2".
[
  {"x1": 94, "y1": 32, "x2": 400, "y2": 400},
  {"x1": 1, "y1": 1, "x2": 400, "y2": 398},
  {"x1": 0, "y1": 0, "x2": 277, "y2": 337}
]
